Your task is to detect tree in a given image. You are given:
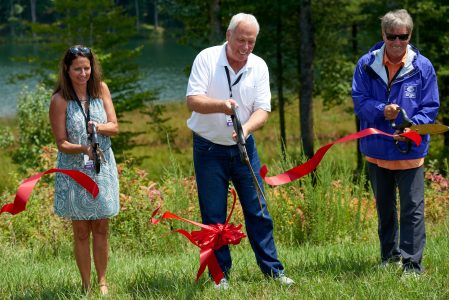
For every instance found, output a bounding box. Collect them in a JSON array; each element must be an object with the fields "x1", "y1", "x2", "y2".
[
  {"x1": 23, "y1": 0, "x2": 158, "y2": 159},
  {"x1": 275, "y1": 0, "x2": 286, "y2": 157},
  {"x1": 299, "y1": 0, "x2": 314, "y2": 159},
  {"x1": 408, "y1": 1, "x2": 449, "y2": 163},
  {"x1": 29, "y1": 0, "x2": 36, "y2": 40},
  {"x1": 8, "y1": 0, "x2": 24, "y2": 38},
  {"x1": 153, "y1": 0, "x2": 159, "y2": 29},
  {"x1": 134, "y1": 0, "x2": 140, "y2": 31},
  {"x1": 207, "y1": 0, "x2": 222, "y2": 44},
  {"x1": 28, "y1": 0, "x2": 156, "y2": 115}
]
